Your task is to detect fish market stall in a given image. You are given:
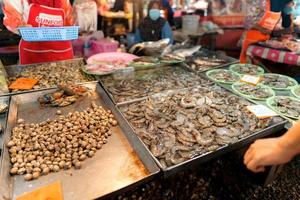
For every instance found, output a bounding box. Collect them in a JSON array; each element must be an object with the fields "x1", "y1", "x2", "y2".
[
  {"x1": 0, "y1": 83, "x2": 159, "y2": 200},
  {"x1": 1, "y1": 58, "x2": 96, "y2": 96},
  {"x1": 0, "y1": 51, "x2": 291, "y2": 199}
]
